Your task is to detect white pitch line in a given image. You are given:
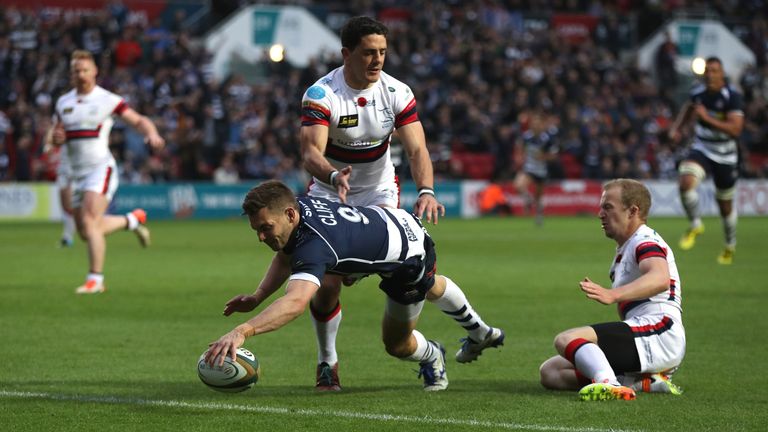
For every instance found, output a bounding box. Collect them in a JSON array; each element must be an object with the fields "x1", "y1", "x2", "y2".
[{"x1": 0, "y1": 390, "x2": 642, "y2": 432}]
